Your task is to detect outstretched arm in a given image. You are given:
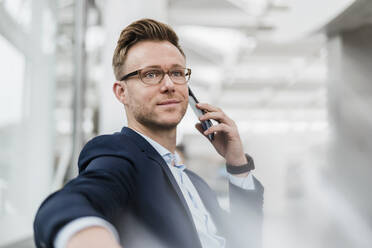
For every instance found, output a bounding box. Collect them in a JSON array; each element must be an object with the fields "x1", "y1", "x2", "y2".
[{"x1": 34, "y1": 156, "x2": 135, "y2": 248}]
